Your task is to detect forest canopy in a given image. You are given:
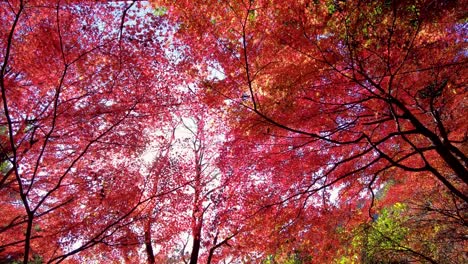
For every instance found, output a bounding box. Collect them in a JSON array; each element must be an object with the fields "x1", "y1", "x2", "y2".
[{"x1": 0, "y1": 0, "x2": 466, "y2": 263}]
